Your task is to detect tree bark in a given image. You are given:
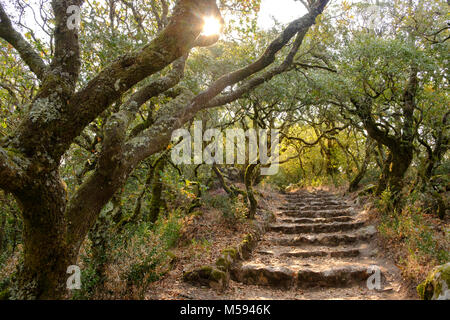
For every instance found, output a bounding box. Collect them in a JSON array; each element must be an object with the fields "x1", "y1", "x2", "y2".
[
  {"x1": 147, "y1": 156, "x2": 166, "y2": 224},
  {"x1": 13, "y1": 172, "x2": 72, "y2": 299},
  {"x1": 245, "y1": 164, "x2": 258, "y2": 219}
]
